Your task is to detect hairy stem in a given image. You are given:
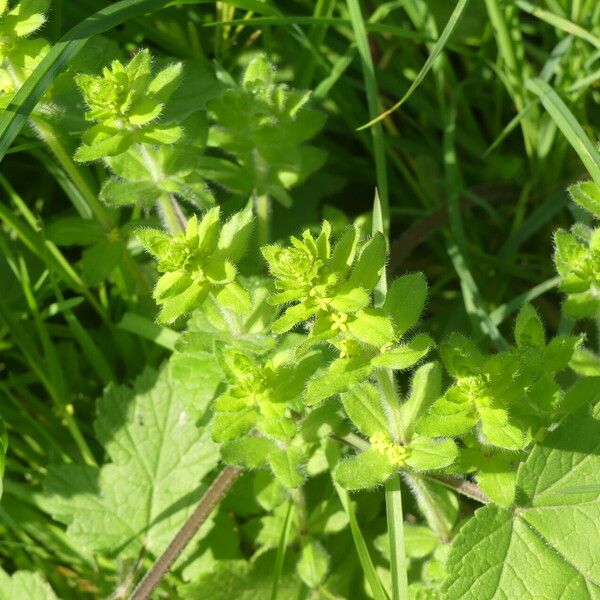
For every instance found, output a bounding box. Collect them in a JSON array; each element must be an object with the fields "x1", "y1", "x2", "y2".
[
  {"x1": 158, "y1": 192, "x2": 187, "y2": 235},
  {"x1": 32, "y1": 118, "x2": 112, "y2": 227},
  {"x1": 404, "y1": 474, "x2": 454, "y2": 542},
  {"x1": 254, "y1": 192, "x2": 271, "y2": 247},
  {"x1": 423, "y1": 473, "x2": 491, "y2": 505},
  {"x1": 130, "y1": 465, "x2": 241, "y2": 600},
  {"x1": 377, "y1": 370, "x2": 408, "y2": 600}
]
